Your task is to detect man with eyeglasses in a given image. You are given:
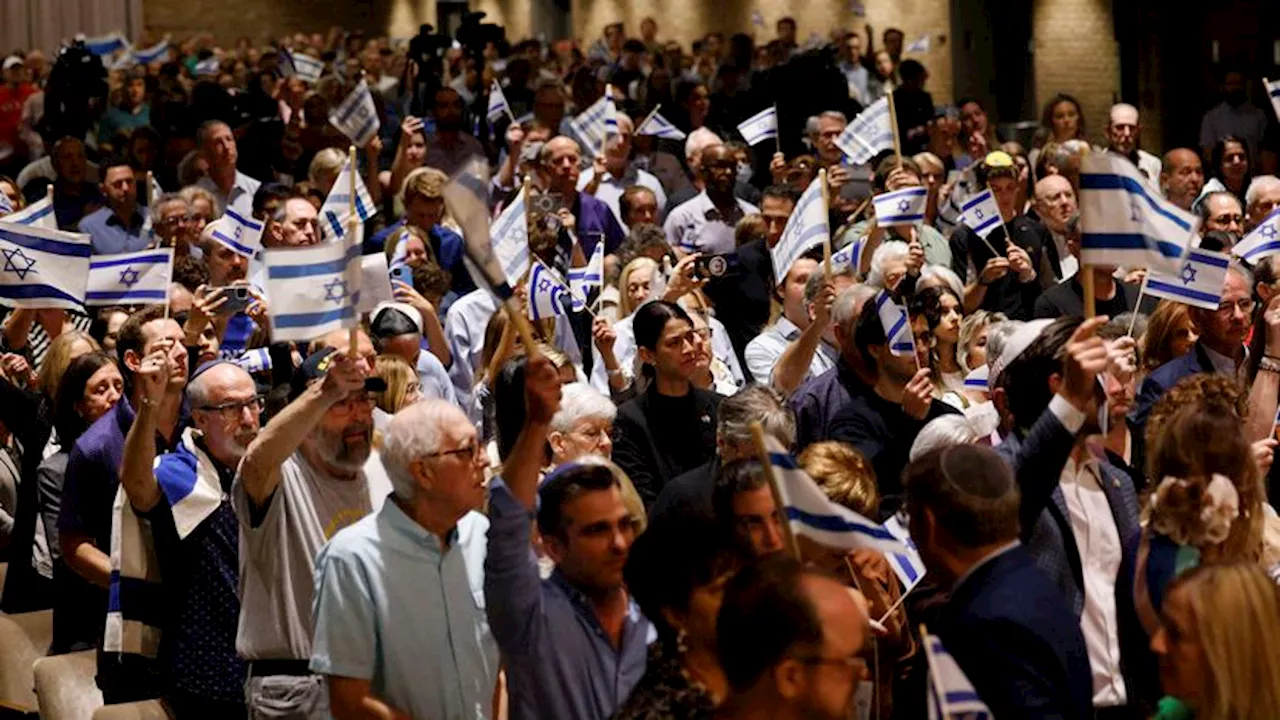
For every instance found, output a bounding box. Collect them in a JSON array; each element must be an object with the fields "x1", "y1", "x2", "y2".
[
  {"x1": 714, "y1": 555, "x2": 872, "y2": 720},
  {"x1": 1131, "y1": 262, "x2": 1254, "y2": 433},
  {"x1": 311, "y1": 398, "x2": 497, "y2": 719},
  {"x1": 117, "y1": 358, "x2": 261, "y2": 717},
  {"x1": 150, "y1": 192, "x2": 200, "y2": 260},
  {"x1": 231, "y1": 332, "x2": 391, "y2": 719},
  {"x1": 1197, "y1": 190, "x2": 1244, "y2": 241}
]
